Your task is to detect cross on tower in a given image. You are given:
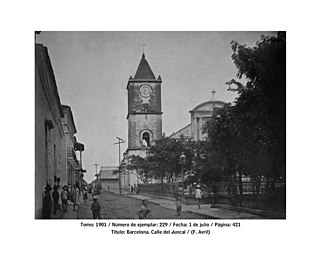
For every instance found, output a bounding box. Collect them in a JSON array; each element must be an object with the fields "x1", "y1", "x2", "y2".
[
  {"x1": 211, "y1": 89, "x2": 216, "y2": 100},
  {"x1": 142, "y1": 43, "x2": 146, "y2": 54}
]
